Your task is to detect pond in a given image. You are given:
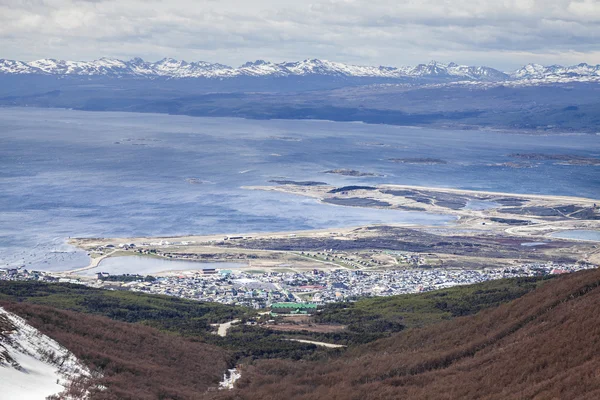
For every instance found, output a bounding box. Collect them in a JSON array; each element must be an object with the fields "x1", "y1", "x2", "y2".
[
  {"x1": 520, "y1": 242, "x2": 547, "y2": 247},
  {"x1": 551, "y1": 230, "x2": 600, "y2": 242},
  {"x1": 77, "y1": 256, "x2": 246, "y2": 276},
  {"x1": 463, "y1": 200, "x2": 500, "y2": 211}
]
